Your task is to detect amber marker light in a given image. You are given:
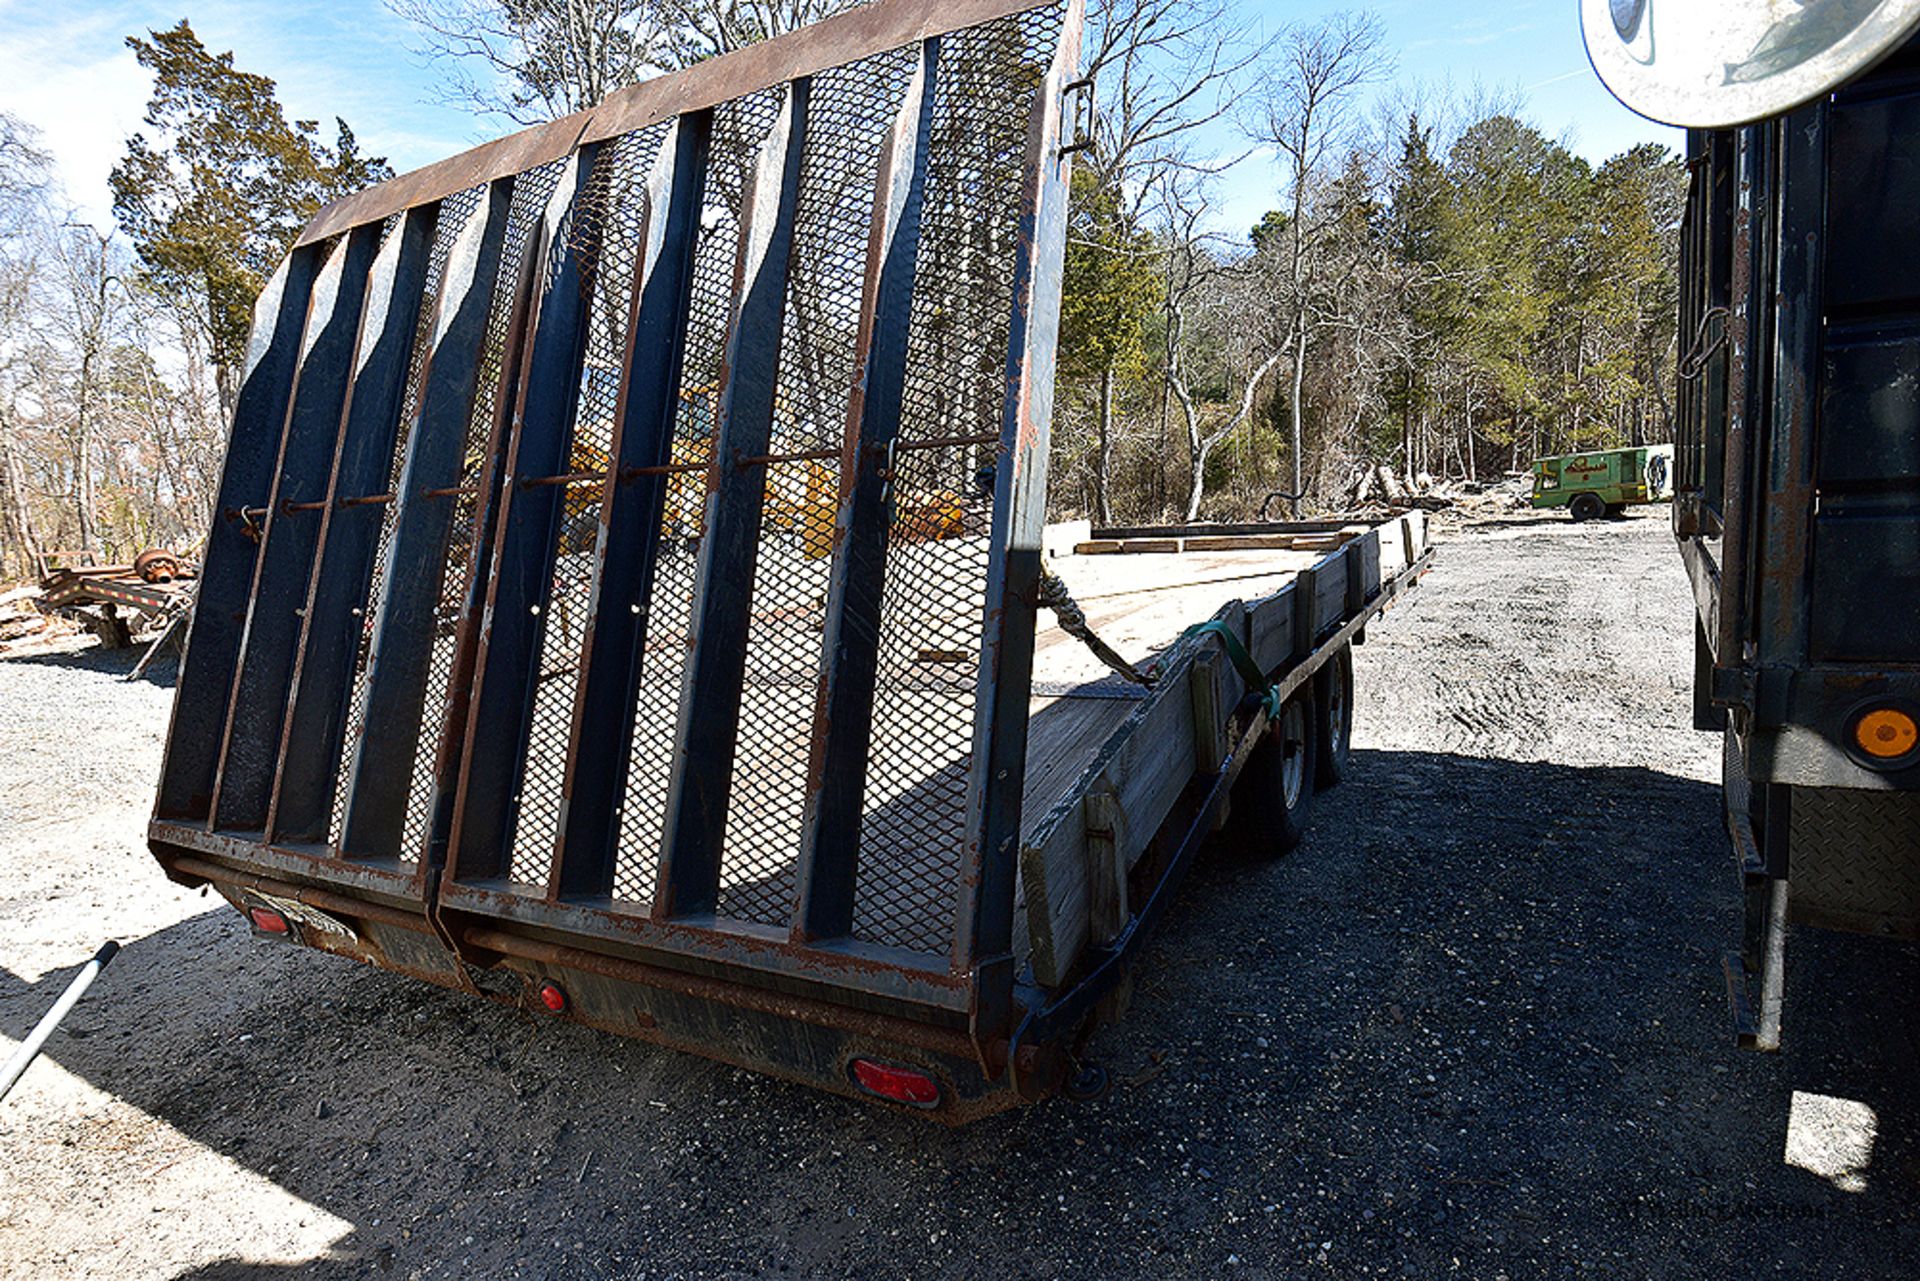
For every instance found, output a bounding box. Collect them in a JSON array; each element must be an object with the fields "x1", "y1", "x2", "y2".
[{"x1": 1854, "y1": 707, "x2": 1919, "y2": 762}]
